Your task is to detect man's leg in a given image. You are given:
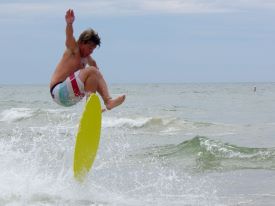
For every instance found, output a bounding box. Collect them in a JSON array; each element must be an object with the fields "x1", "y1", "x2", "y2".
[{"x1": 79, "y1": 67, "x2": 125, "y2": 110}]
